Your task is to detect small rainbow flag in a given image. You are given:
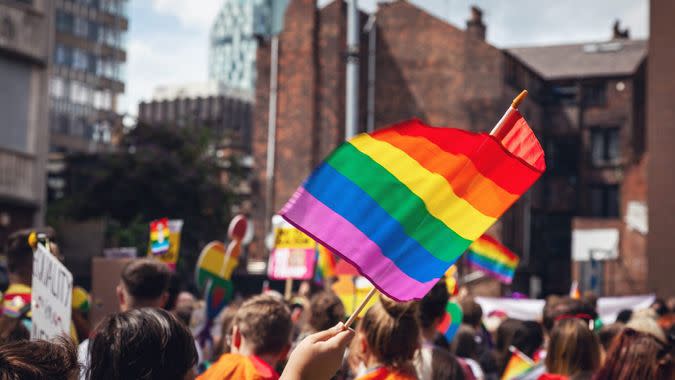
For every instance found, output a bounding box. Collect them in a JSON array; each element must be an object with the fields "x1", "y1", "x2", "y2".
[
  {"x1": 466, "y1": 235, "x2": 520, "y2": 284},
  {"x1": 314, "y1": 244, "x2": 337, "y2": 284},
  {"x1": 149, "y1": 218, "x2": 170, "y2": 255},
  {"x1": 501, "y1": 346, "x2": 535, "y2": 380},
  {"x1": 280, "y1": 108, "x2": 545, "y2": 301},
  {"x1": 436, "y1": 301, "x2": 463, "y2": 342}
]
